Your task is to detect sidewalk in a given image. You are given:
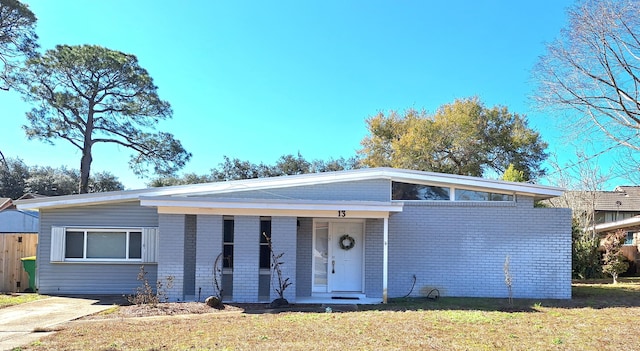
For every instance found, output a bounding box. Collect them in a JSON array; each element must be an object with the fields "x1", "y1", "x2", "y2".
[{"x1": 0, "y1": 296, "x2": 117, "y2": 351}]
